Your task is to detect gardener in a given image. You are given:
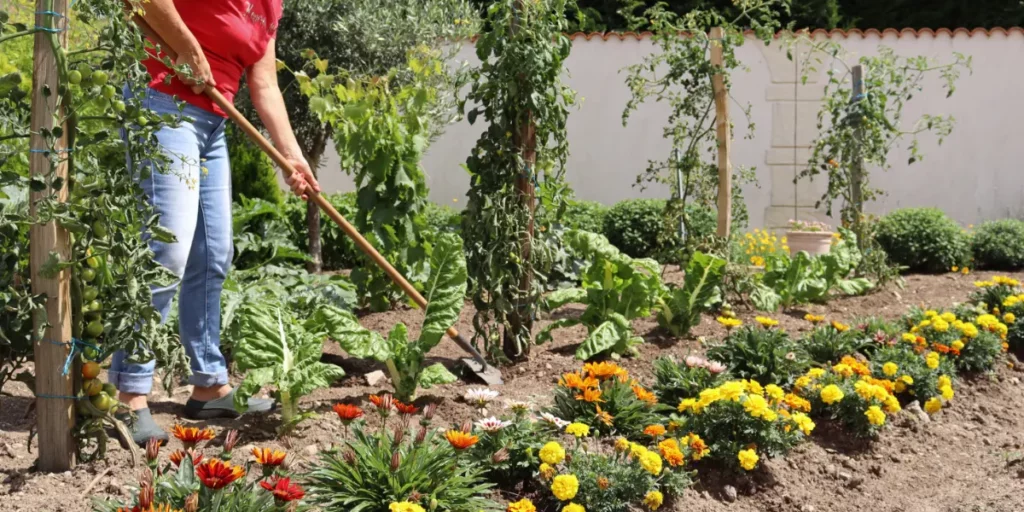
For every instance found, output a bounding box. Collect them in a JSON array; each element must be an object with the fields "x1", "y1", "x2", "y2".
[{"x1": 109, "y1": 0, "x2": 319, "y2": 446}]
